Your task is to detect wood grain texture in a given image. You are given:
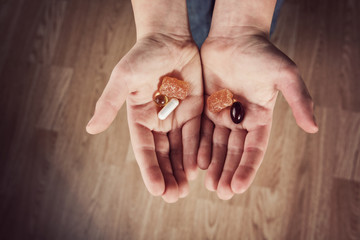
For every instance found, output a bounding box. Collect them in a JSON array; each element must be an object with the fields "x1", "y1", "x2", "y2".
[{"x1": 1, "y1": 0, "x2": 360, "y2": 239}]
